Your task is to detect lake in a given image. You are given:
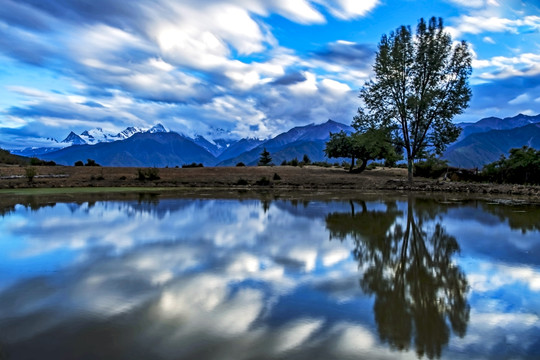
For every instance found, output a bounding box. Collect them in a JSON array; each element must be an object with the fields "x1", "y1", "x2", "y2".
[{"x1": 0, "y1": 192, "x2": 539, "y2": 359}]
